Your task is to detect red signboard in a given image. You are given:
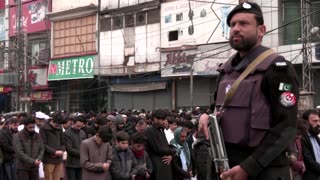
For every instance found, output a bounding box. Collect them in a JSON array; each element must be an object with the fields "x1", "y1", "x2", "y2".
[
  {"x1": 9, "y1": 0, "x2": 35, "y2": 6},
  {"x1": 30, "y1": 91, "x2": 52, "y2": 101},
  {"x1": 0, "y1": 0, "x2": 5, "y2": 9},
  {"x1": 0, "y1": 87, "x2": 12, "y2": 93},
  {"x1": 29, "y1": 66, "x2": 48, "y2": 90},
  {"x1": 9, "y1": 0, "x2": 51, "y2": 36}
]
